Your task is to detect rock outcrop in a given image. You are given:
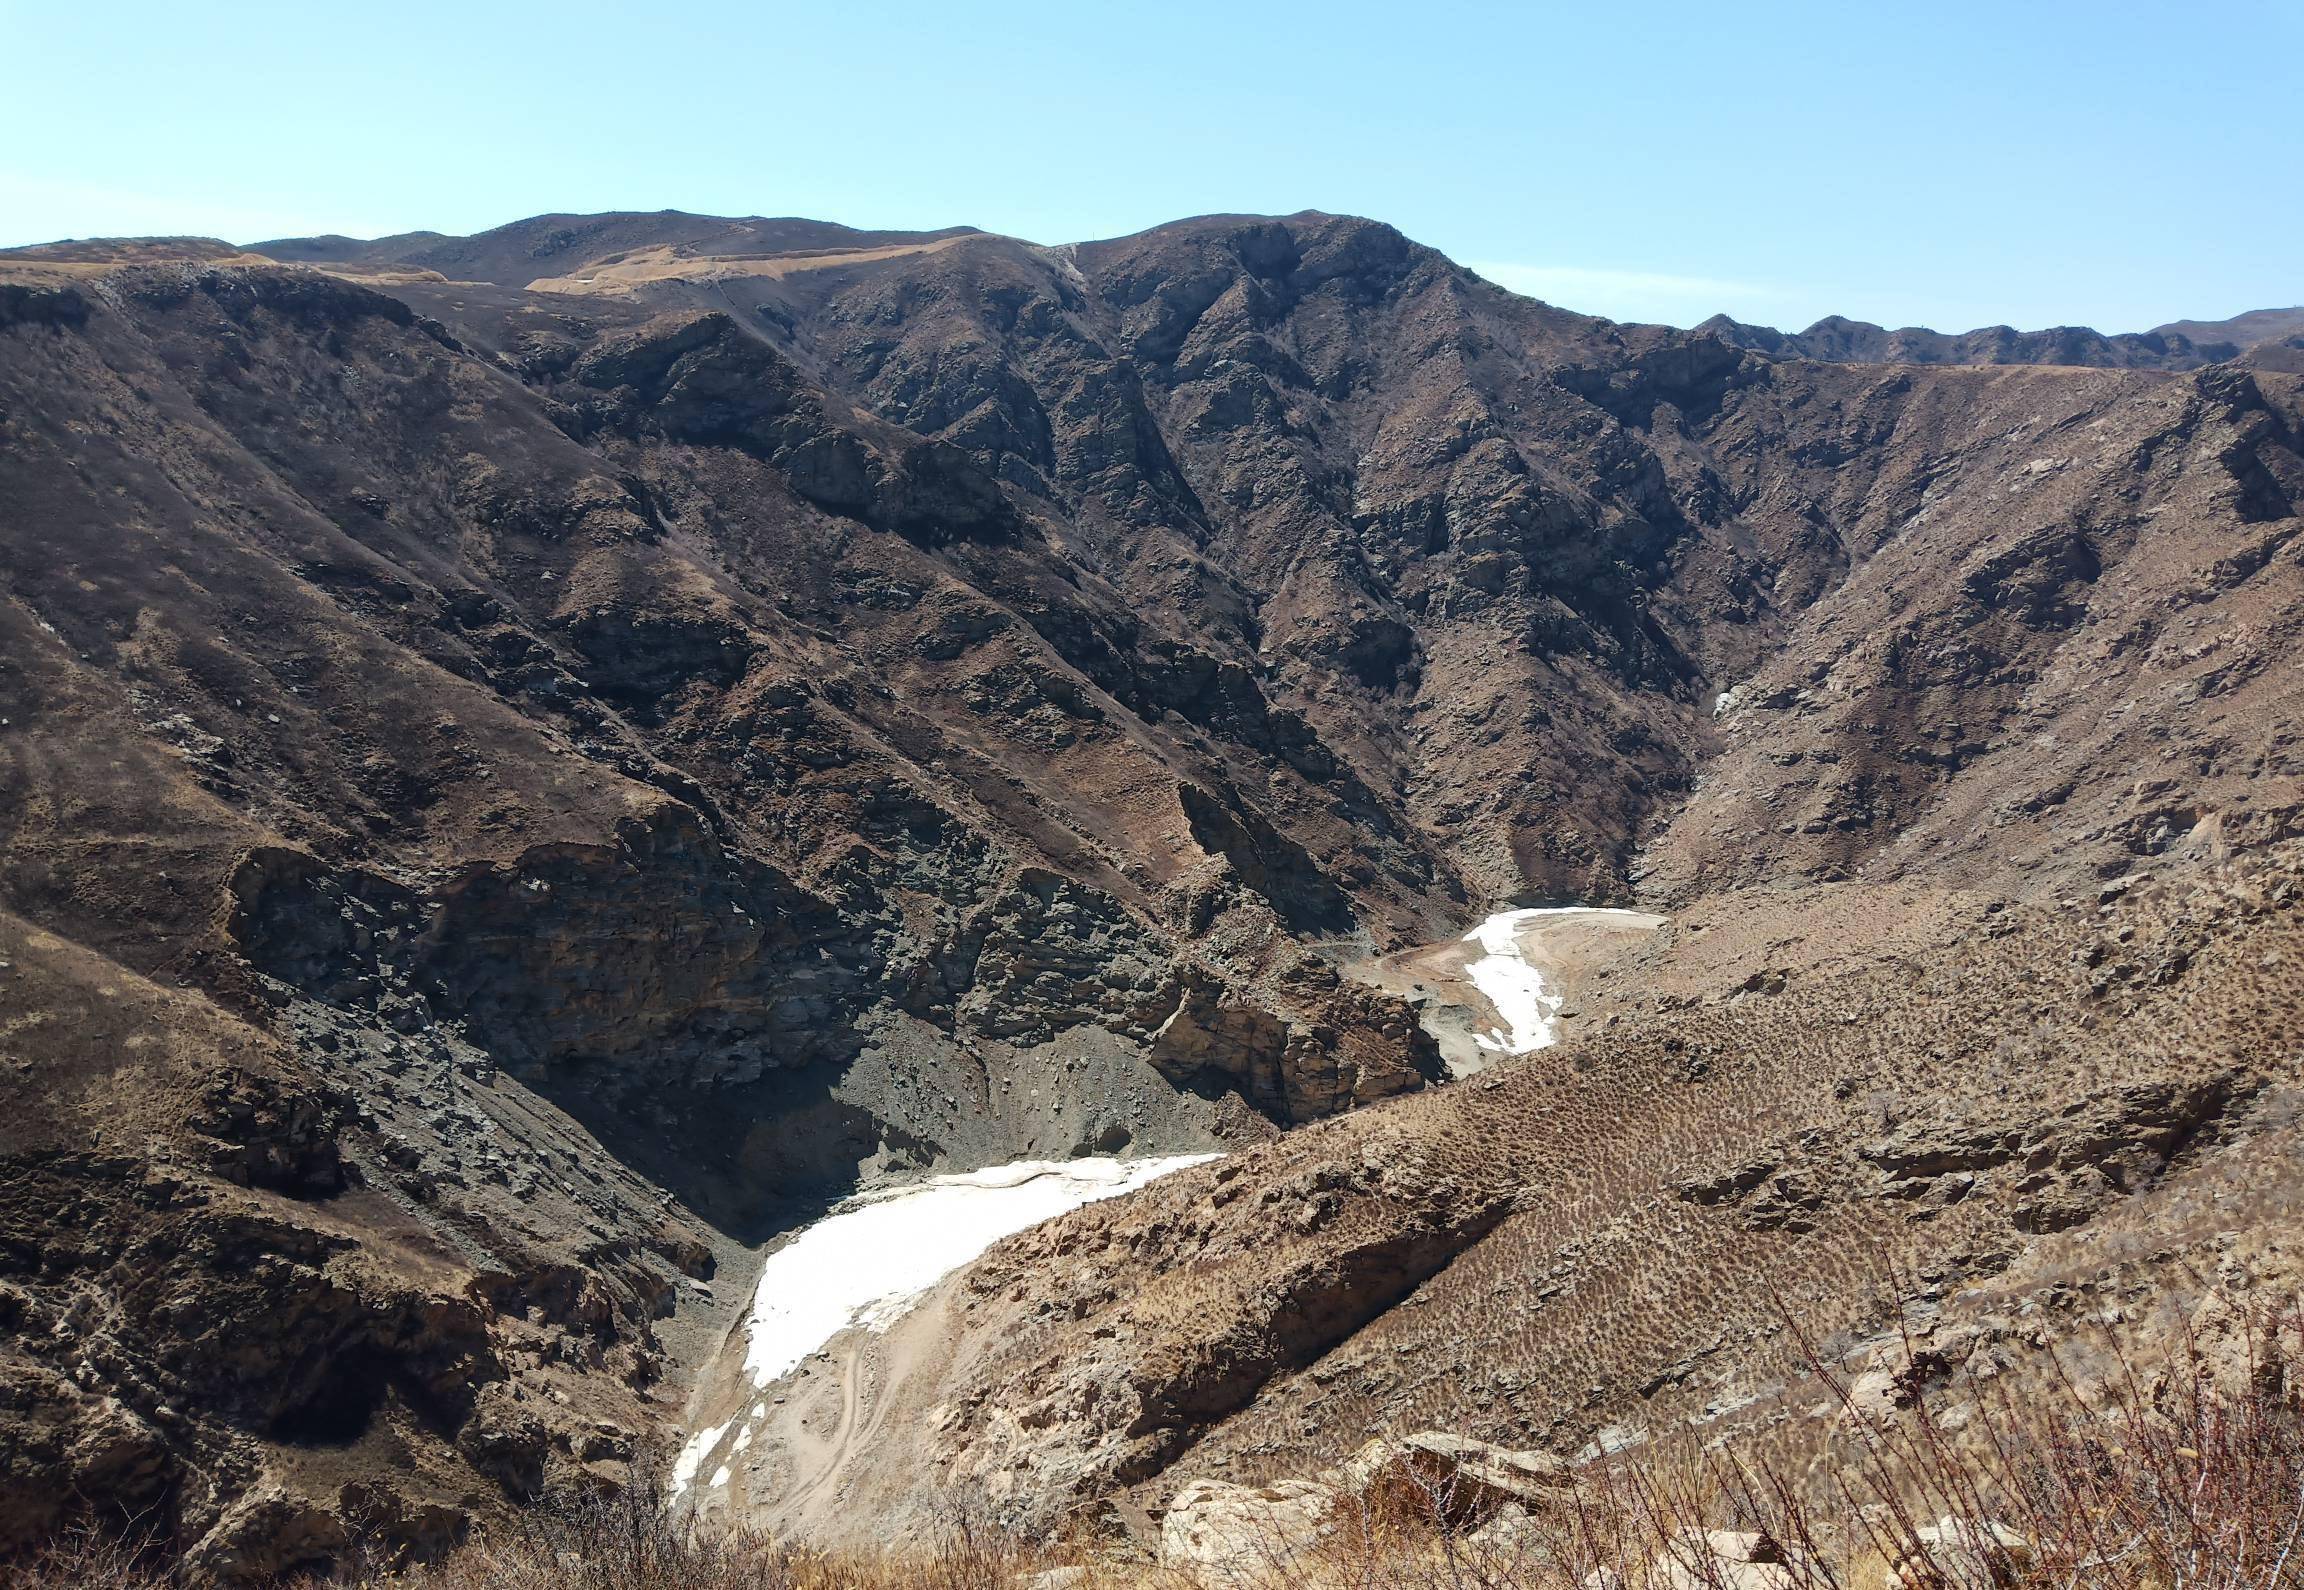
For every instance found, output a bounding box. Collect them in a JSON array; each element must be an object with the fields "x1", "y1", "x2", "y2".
[
  {"x1": 1159, "y1": 1479, "x2": 1340, "y2": 1586},
  {"x1": 1337, "y1": 1431, "x2": 1570, "y2": 1526}
]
